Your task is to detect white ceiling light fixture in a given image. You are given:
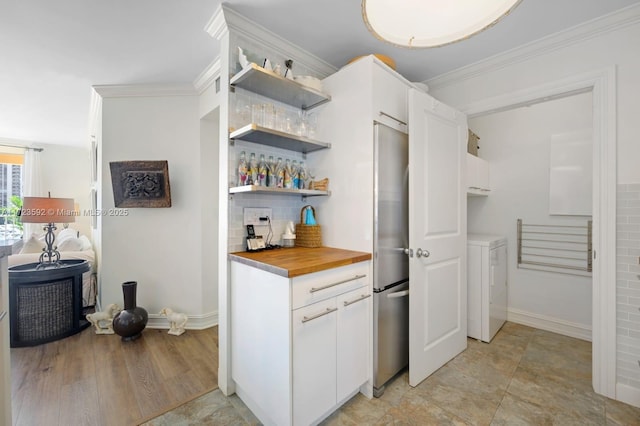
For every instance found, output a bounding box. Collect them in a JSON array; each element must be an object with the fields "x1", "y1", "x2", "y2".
[{"x1": 362, "y1": 0, "x2": 522, "y2": 48}]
